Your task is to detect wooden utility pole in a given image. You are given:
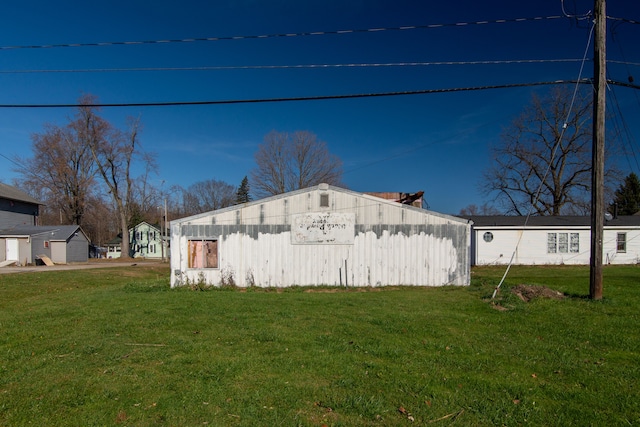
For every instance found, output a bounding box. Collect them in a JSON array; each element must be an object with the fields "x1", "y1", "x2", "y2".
[{"x1": 590, "y1": 0, "x2": 606, "y2": 300}]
